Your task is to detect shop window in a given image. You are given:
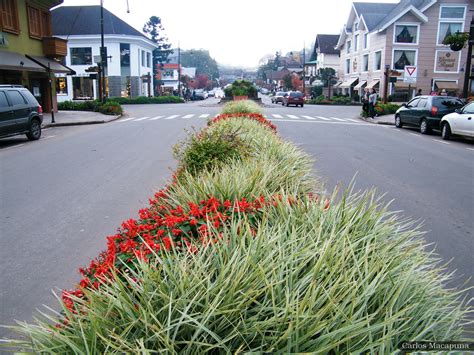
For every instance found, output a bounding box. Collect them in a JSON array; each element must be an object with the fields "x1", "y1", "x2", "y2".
[
  {"x1": 0, "y1": 0, "x2": 20, "y2": 34},
  {"x1": 56, "y1": 77, "x2": 68, "y2": 95},
  {"x1": 72, "y1": 77, "x2": 94, "y2": 100},
  {"x1": 70, "y1": 47, "x2": 92, "y2": 65}
]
